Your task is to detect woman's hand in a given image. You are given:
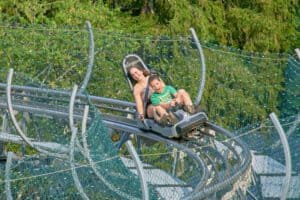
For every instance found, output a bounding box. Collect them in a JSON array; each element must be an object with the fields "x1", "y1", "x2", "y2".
[{"x1": 139, "y1": 113, "x2": 144, "y2": 121}]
